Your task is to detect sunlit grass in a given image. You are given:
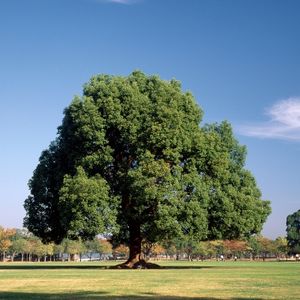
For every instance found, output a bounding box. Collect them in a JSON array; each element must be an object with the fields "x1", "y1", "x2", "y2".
[{"x1": 0, "y1": 260, "x2": 299, "y2": 299}]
